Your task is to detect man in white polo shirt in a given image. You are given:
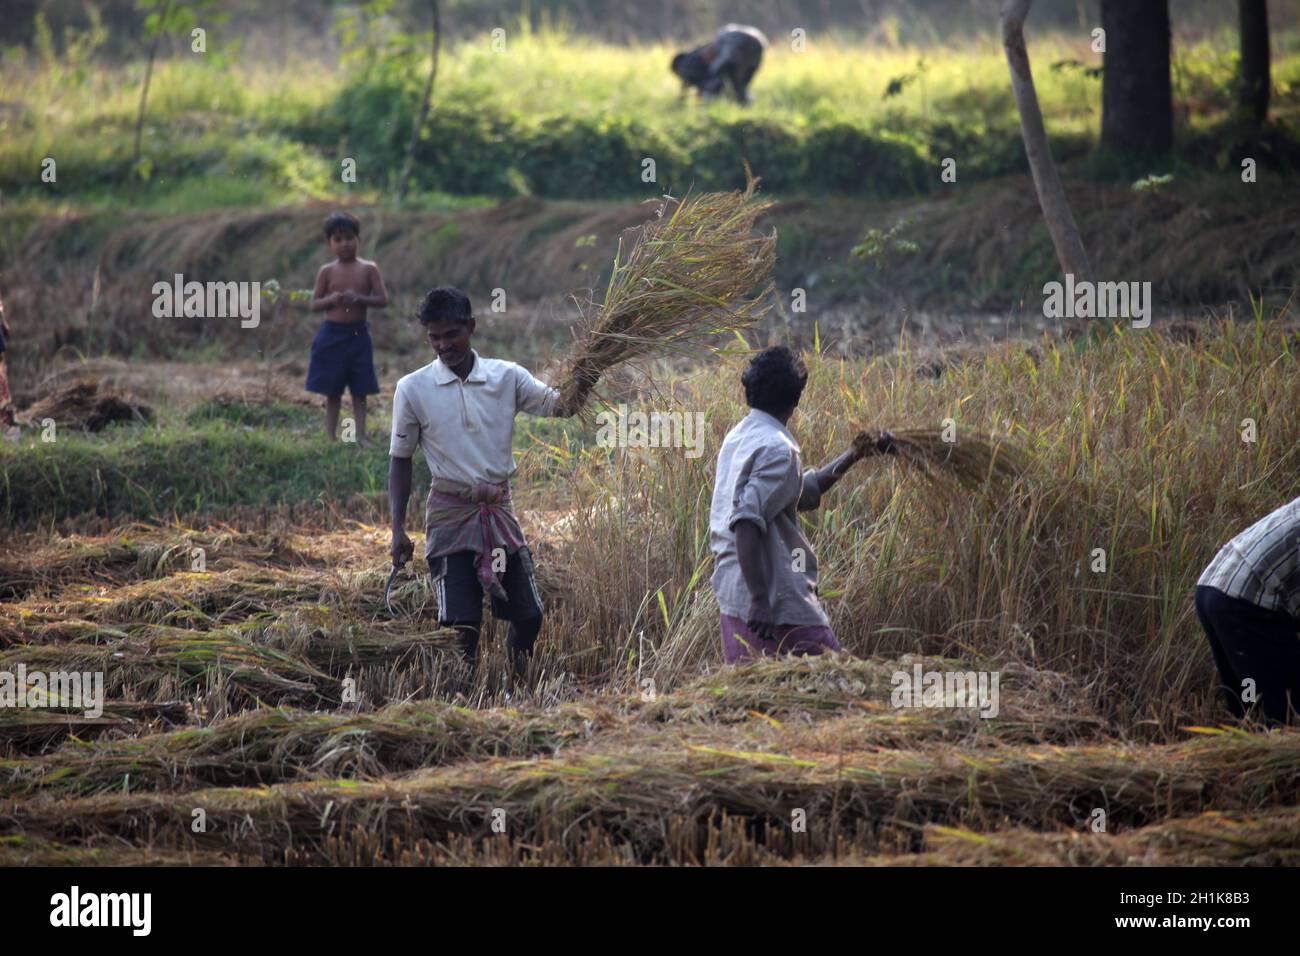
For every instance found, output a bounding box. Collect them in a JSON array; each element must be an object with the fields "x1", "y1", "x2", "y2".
[{"x1": 388, "y1": 287, "x2": 596, "y2": 697}]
